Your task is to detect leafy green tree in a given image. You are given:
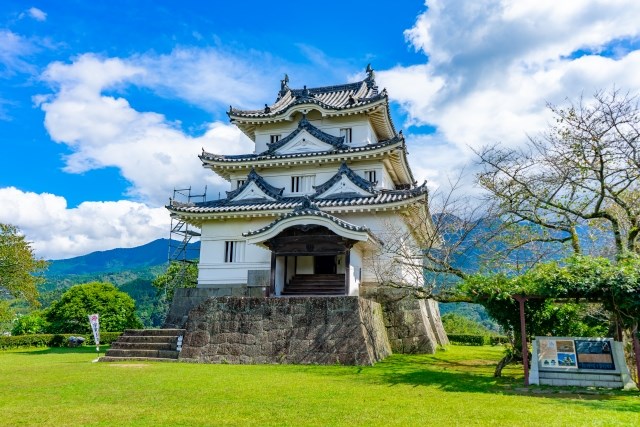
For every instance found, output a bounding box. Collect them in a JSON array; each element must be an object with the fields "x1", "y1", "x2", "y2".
[
  {"x1": 152, "y1": 261, "x2": 198, "y2": 301},
  {"x1": 11, "y1": 310, "x2": 49, "y2": 335},
  {"x1": 0, "y1": 224, "x2": 48, "y2": 305},
  {"x1": 459, "y1": 255, "x2": 637, "y2": 377},
  {"x1": 0, "y1": 300, "x2": 14, "y2": 333},
  {"x1": 45, "y1": 282, "x2": 142, "y2": 333}
]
